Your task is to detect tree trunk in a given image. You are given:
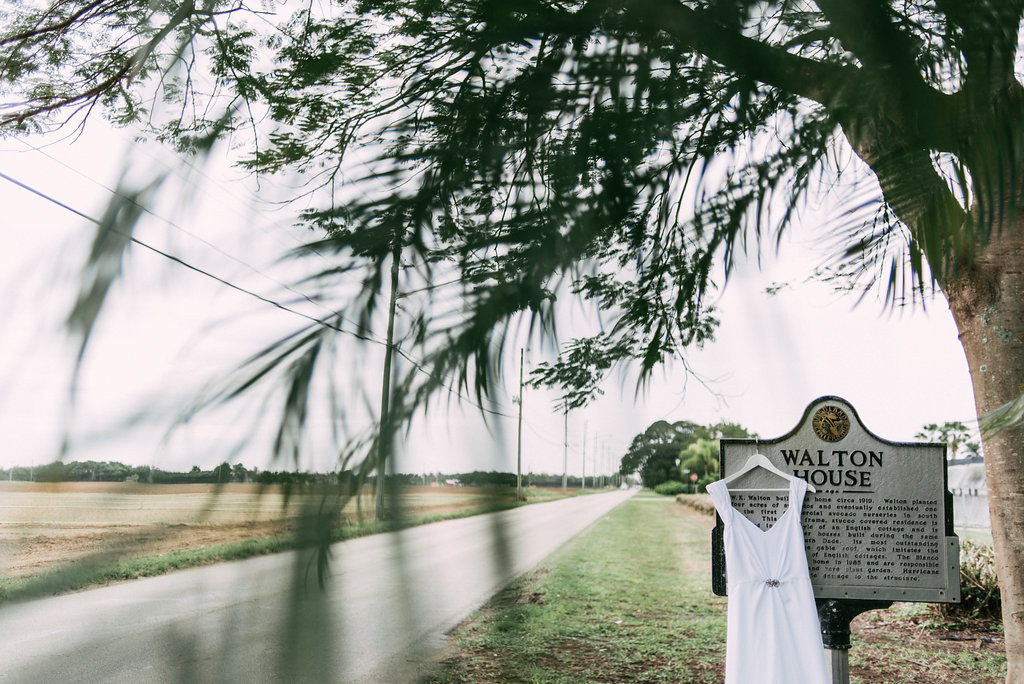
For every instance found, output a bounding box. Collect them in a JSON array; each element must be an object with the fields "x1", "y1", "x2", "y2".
[{"x1": 945, "y1": 222, "x2": 1024, "y2": 683}]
